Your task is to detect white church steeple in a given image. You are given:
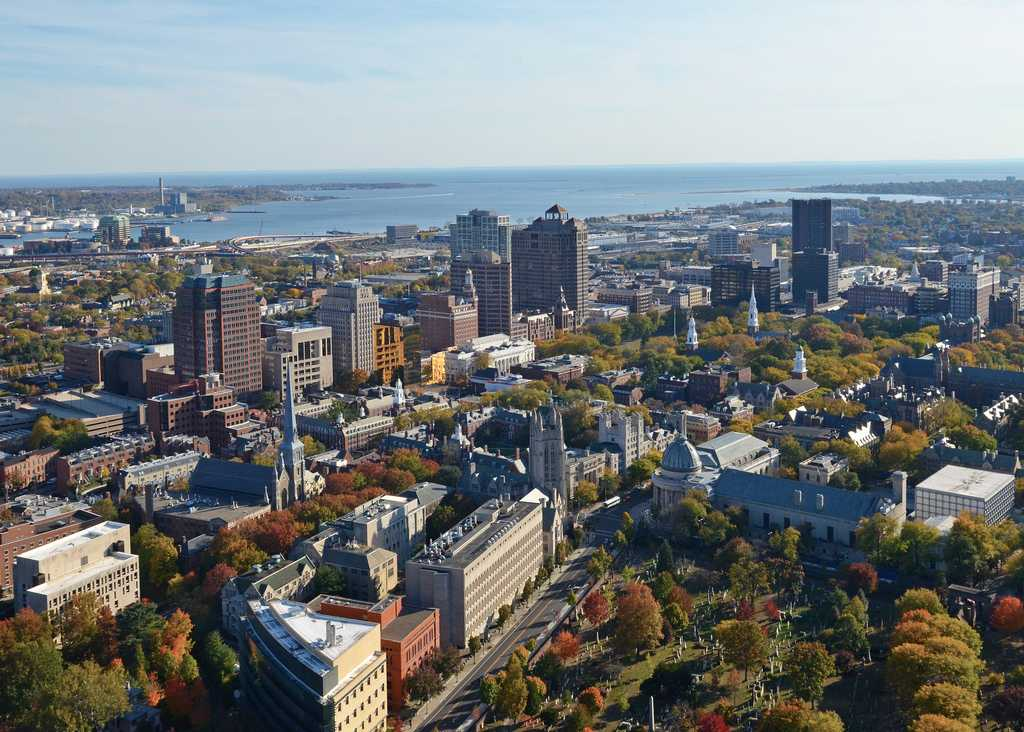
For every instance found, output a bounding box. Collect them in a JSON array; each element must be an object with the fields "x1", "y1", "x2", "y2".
[
  {"x1": 686, "y1": 314, "x2": 699, "y2": 352},
  {"x1": 747, "y1": 284, "x2": 759, "y2": 336}
]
